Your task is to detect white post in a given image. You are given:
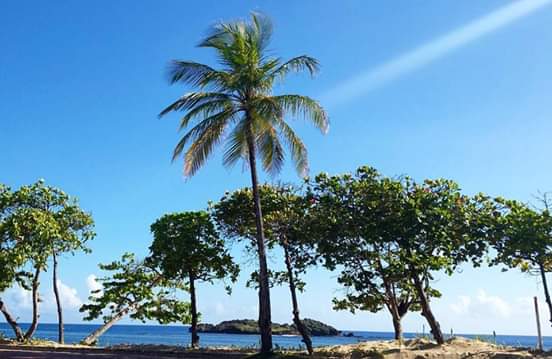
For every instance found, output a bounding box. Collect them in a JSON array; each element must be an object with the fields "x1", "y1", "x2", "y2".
[{"x1": 534, "y1": 296, "x2": 544, "y2": 351}]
